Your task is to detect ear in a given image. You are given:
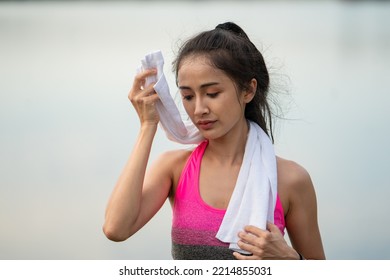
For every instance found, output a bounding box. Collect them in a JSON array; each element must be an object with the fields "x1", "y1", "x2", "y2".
[{"x1": 243, "y1": 78, "x2": 257, "y2": 104}]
